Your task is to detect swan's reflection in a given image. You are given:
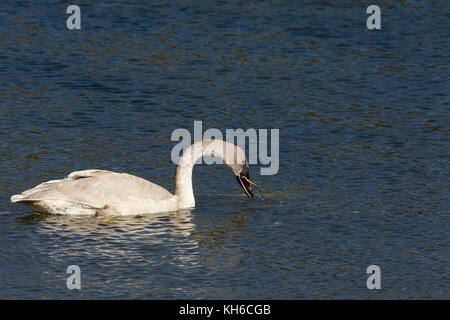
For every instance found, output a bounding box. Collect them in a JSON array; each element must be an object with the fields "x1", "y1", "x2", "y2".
[
  {"x1": 13, "y1": 206, "x2": 259, "y2": 297},
  {"x1": 16, "y1": 205, "x2": 256, "y2": 279},
  {"x1": 17, "y1": 209, "x2": 199, "y2": 269}
]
